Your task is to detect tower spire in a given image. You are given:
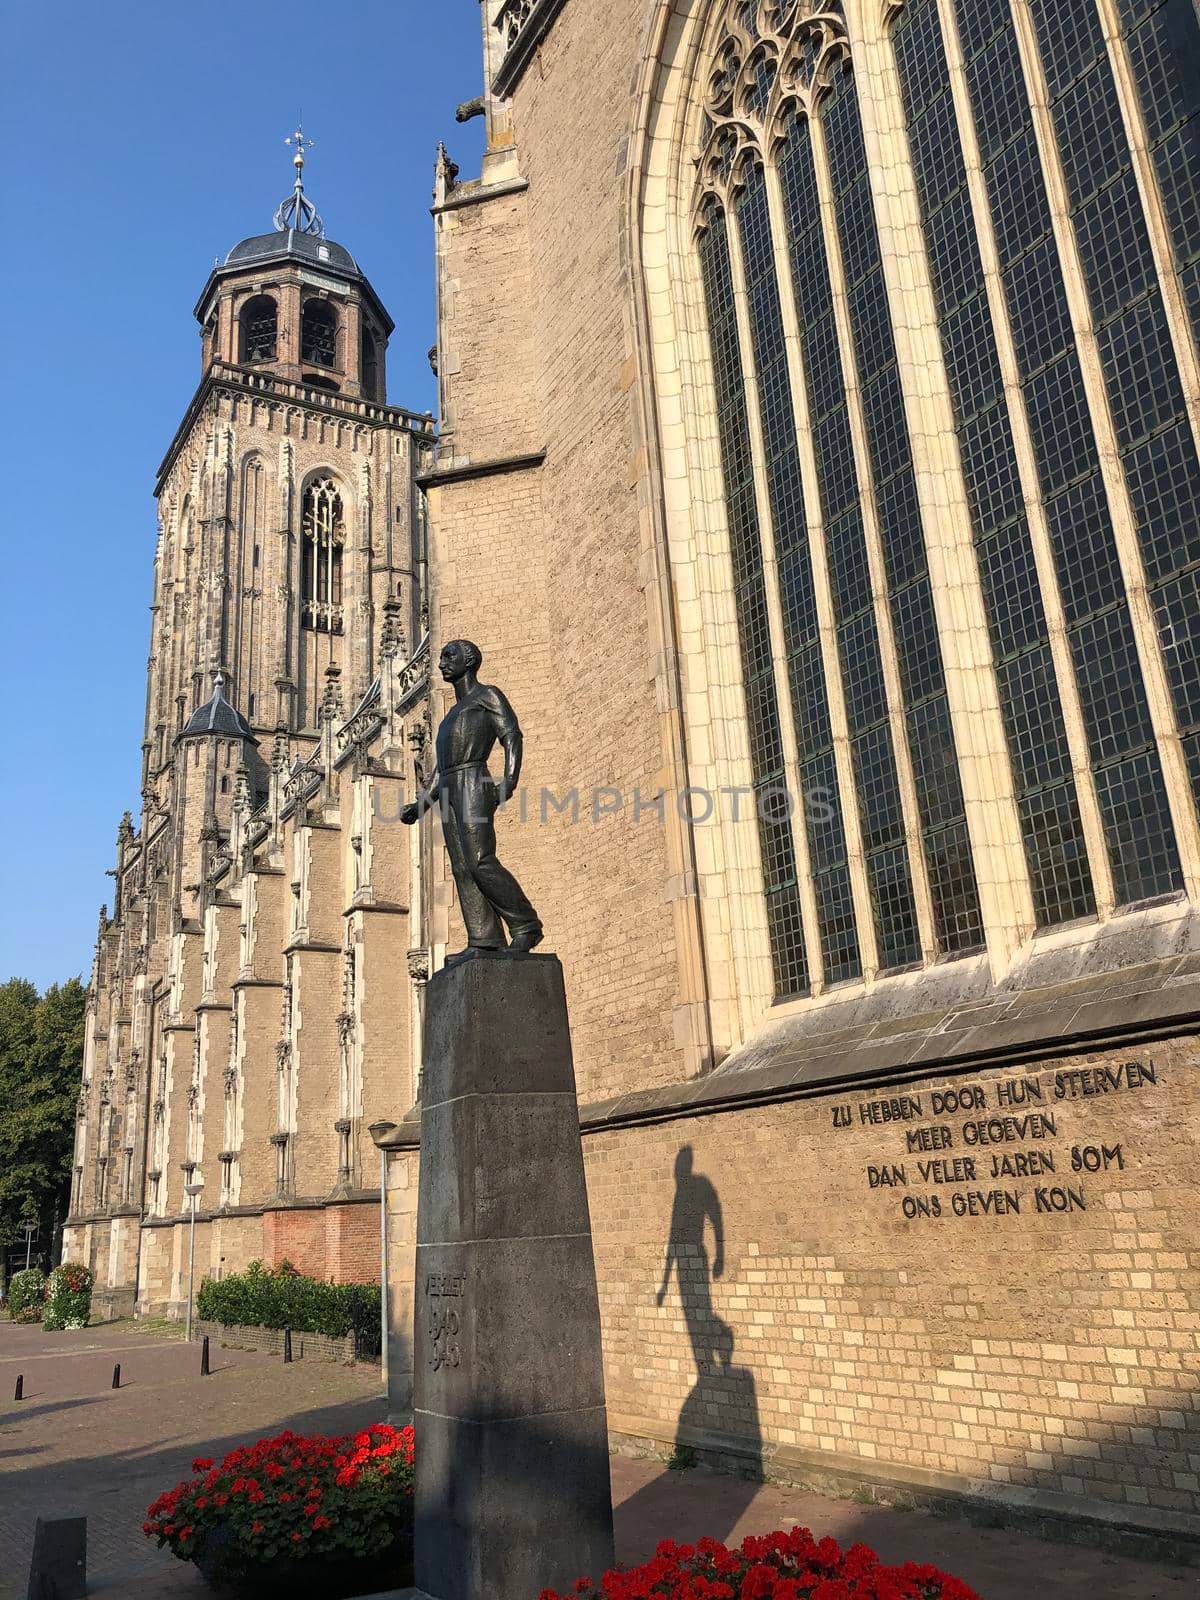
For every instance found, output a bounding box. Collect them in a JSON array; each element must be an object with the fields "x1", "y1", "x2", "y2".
[{"x1": 274, "y1": 126, "x2": 324, "y2": 236}]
